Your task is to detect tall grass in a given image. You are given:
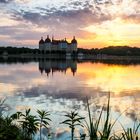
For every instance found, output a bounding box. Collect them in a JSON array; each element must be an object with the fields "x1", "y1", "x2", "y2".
[
  {"x1": 83, "y1": 93, "x2": 140, "y2": 140},
  {"x1": 84, "y1": 94, "x2": 114, "y2": 140},
  {"x1": 121, "y1": 122, "x2": 140, "y2": 140}
]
